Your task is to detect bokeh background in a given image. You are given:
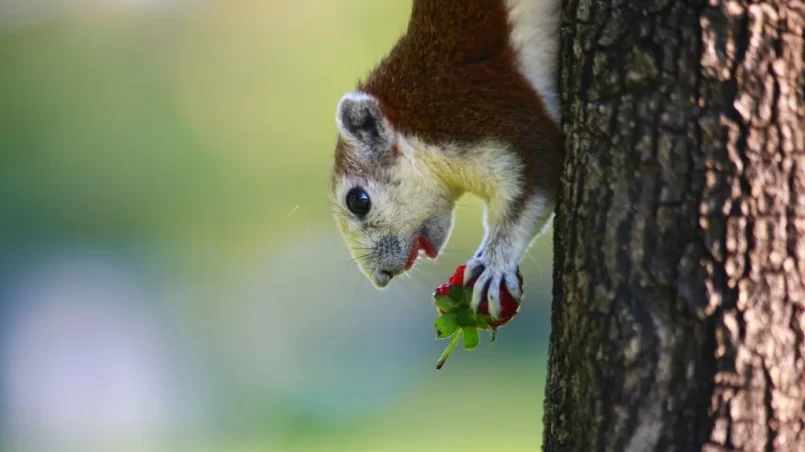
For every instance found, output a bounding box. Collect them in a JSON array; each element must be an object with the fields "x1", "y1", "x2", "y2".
[{"x1": 0, "y1": 1, "x2": 554, "y2": 451}]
